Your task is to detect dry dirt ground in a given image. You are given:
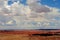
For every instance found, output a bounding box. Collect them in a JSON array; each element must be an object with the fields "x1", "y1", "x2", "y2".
[
  {"x1": 0, "y1": 30, "x2": 60, "y2": 40},
  {"x1": 0, "y1": 33, "x2": 60, "y2": 40}
]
